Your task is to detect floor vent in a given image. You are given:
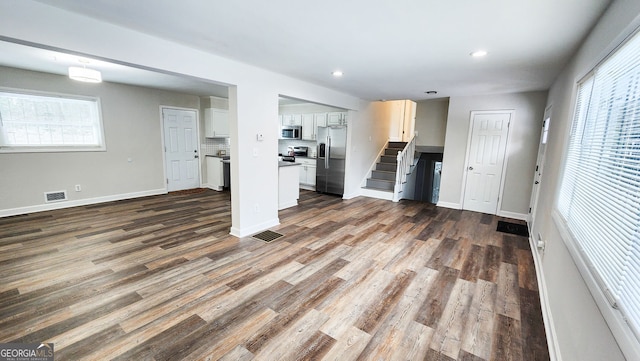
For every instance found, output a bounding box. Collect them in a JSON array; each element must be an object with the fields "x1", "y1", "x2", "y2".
[
  {"x1": 252, "y1": 230, "x2": 284, "y2": 242},
  {"x1": 44, "y1": 190, "x2": 68, "y2": 203},
  {"x1": 496, "y1": 221, "x2": 529, "y2": 237}
]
